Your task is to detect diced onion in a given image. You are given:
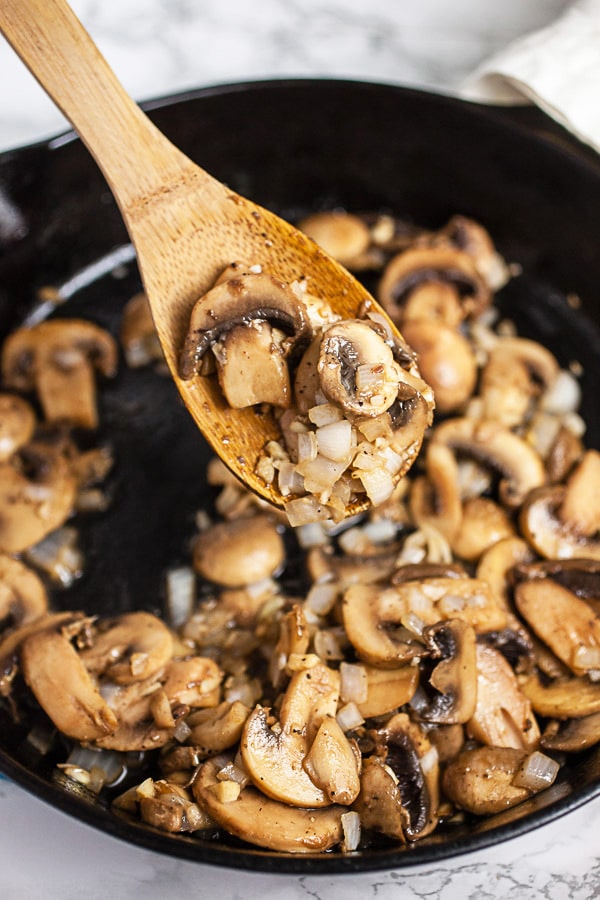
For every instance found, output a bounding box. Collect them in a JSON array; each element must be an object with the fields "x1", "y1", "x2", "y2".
[
  {"x1": 340, "y1": 662, "x2": 368, "y2": 704},
  {"x1": 512, "y1": 751, "x2": 560, "y2": 791},
  {"x1": 305, "y1": 582, "x2": 339, "y2": 616},
  {"x1": 166, "y1": 566, "x2": 196, "y2": 628},
  {"x1": 316, "y1": 420, "x2": 352, "y2": 462},
  {"x1": 336, "y1": 702, "x2": 365, "y2": 733},
  {"x1": 572, "y1": 644, "x2": 600, "y2": 671},
  {"x1": 313, "y1": 628, "x2": 344, "y2": 660},
  {"x1": 357, "y1": 467, "x2": 394, "y2": 505},
  {"x1": 341, "y1": 811, "x2": 361, "y2": 852}
]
